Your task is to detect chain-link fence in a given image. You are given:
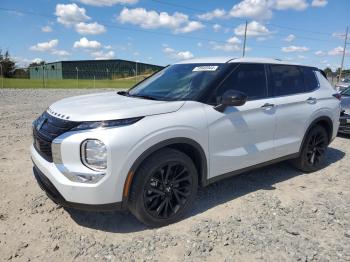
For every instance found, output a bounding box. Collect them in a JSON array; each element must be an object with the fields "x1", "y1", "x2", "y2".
[{"x1": 1, "y1": 60, "x2": 163, "y2": 89}]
